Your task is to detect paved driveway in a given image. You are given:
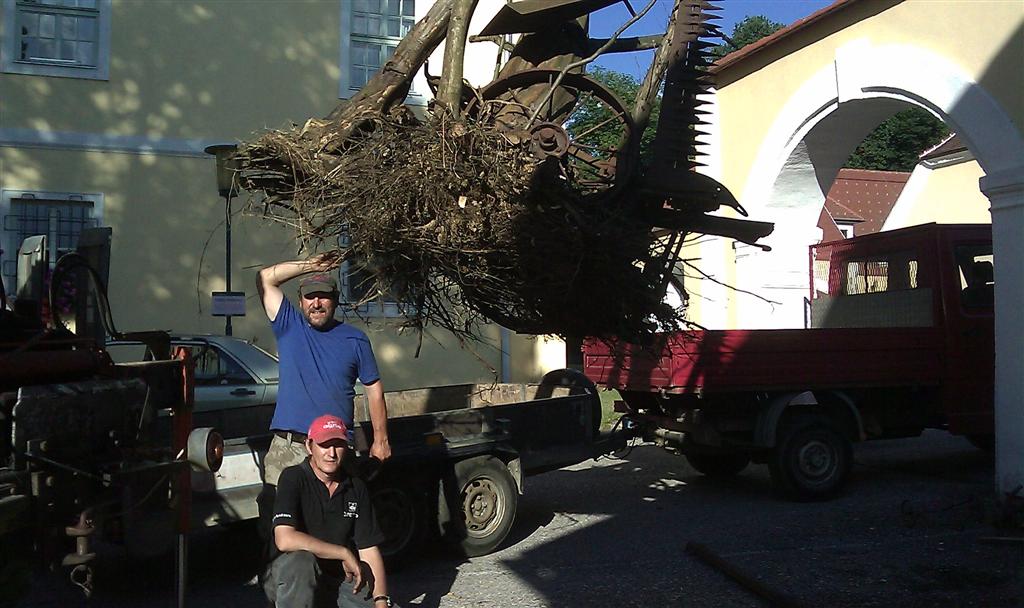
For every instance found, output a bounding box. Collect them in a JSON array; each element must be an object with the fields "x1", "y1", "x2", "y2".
[{"x1": 12, "y1": 430, "x2": 1022, "y2": 607}]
